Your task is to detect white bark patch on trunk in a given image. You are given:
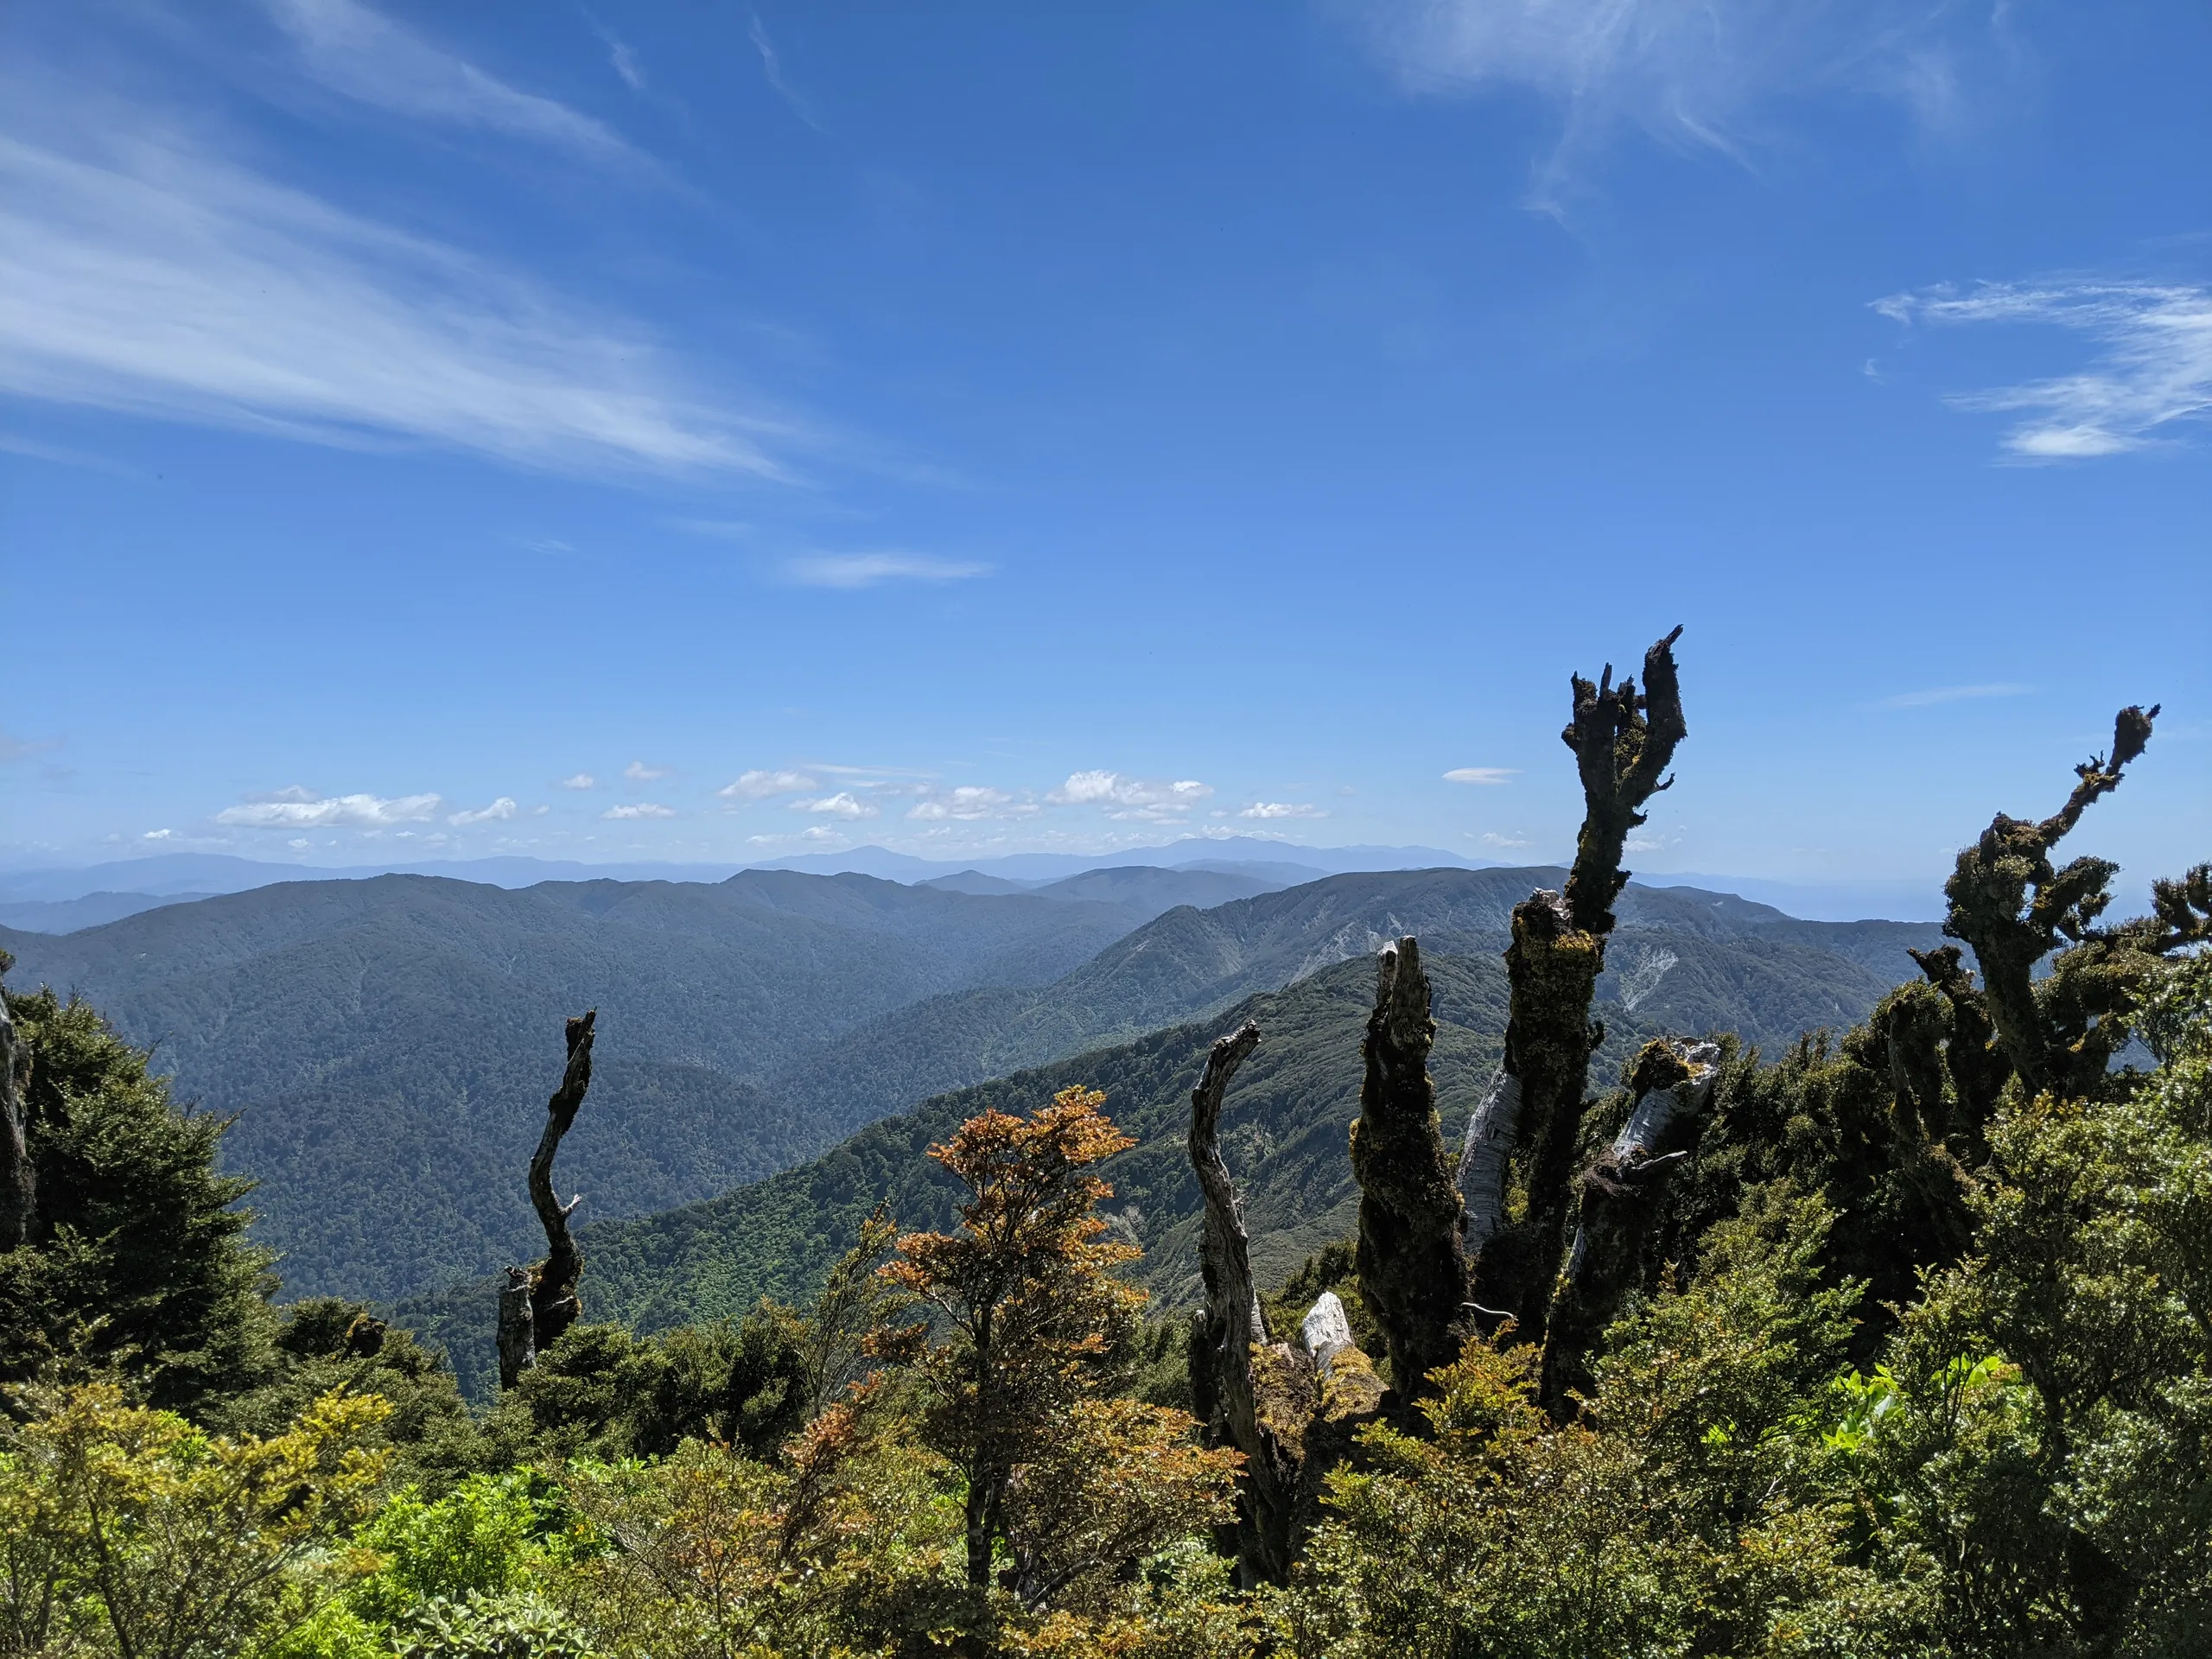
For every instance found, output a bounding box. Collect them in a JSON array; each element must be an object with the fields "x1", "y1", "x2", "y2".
[{"x1": 1458, "y1": 1068, "x2": 1522, "y2": 1255}]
